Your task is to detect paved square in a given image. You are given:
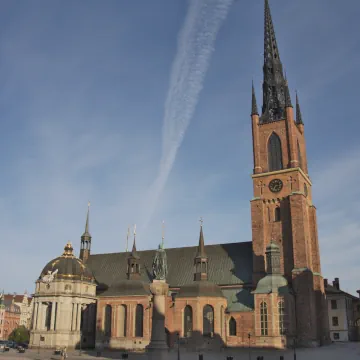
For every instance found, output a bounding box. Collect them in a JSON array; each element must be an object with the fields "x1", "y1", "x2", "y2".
[{"x1": 0, "y1": 343, "x2": 359, "y2": 360}]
